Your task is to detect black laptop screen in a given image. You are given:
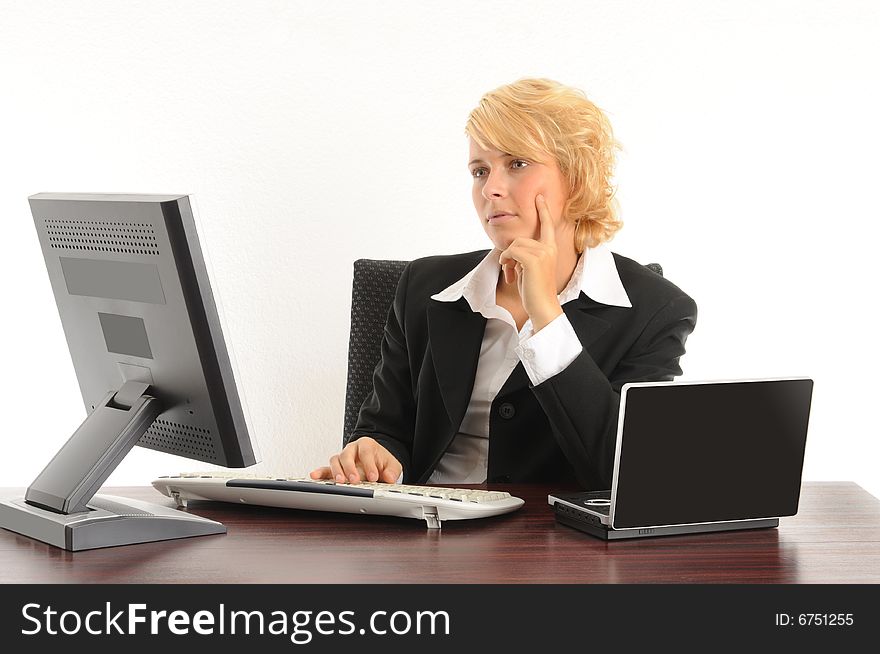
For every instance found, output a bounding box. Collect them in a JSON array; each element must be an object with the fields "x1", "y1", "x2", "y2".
[{"x1": 612, "y1": 379, "x2": 813, "y2": 530}]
